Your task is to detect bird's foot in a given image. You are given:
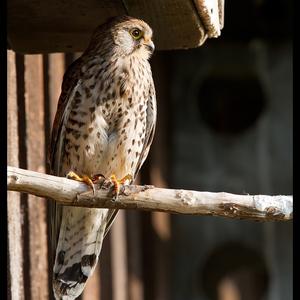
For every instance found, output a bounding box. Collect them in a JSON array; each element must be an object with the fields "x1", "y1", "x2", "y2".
[
  {"x1": 98, "y1": 174, "x2": 133, "y2": 201},
  {"x1": 72, "y1": 172, "x2": 133, "y2": 200},
  {"x1": 66, "y1": 171, "x2": 96, "y2": 195},
  {"x1": 110, "y1": 174, "x2": 133, "y2": 198}
]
